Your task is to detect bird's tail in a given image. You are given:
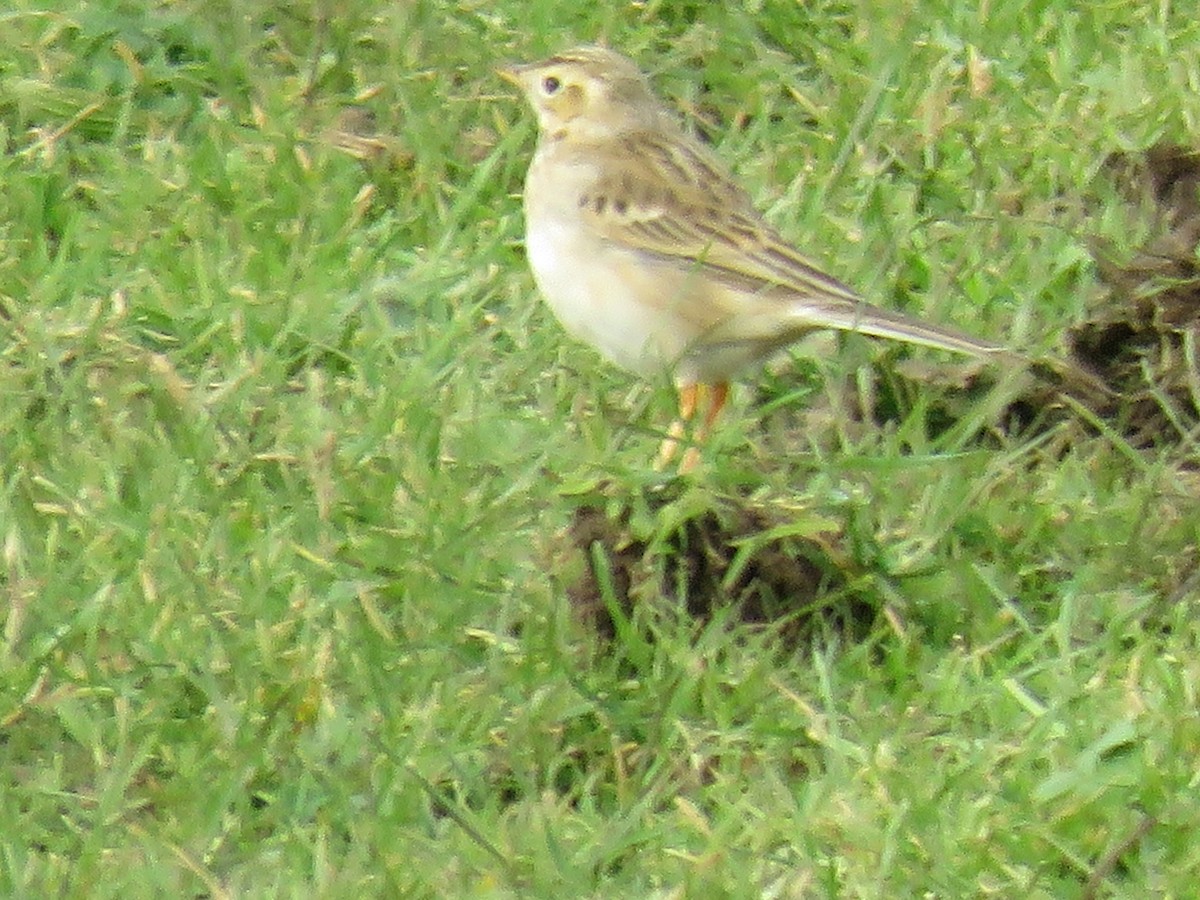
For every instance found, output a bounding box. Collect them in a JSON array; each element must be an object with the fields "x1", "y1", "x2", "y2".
[{"x1": 788, "y1": 296, "x2": 1006, "y2": 357}]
